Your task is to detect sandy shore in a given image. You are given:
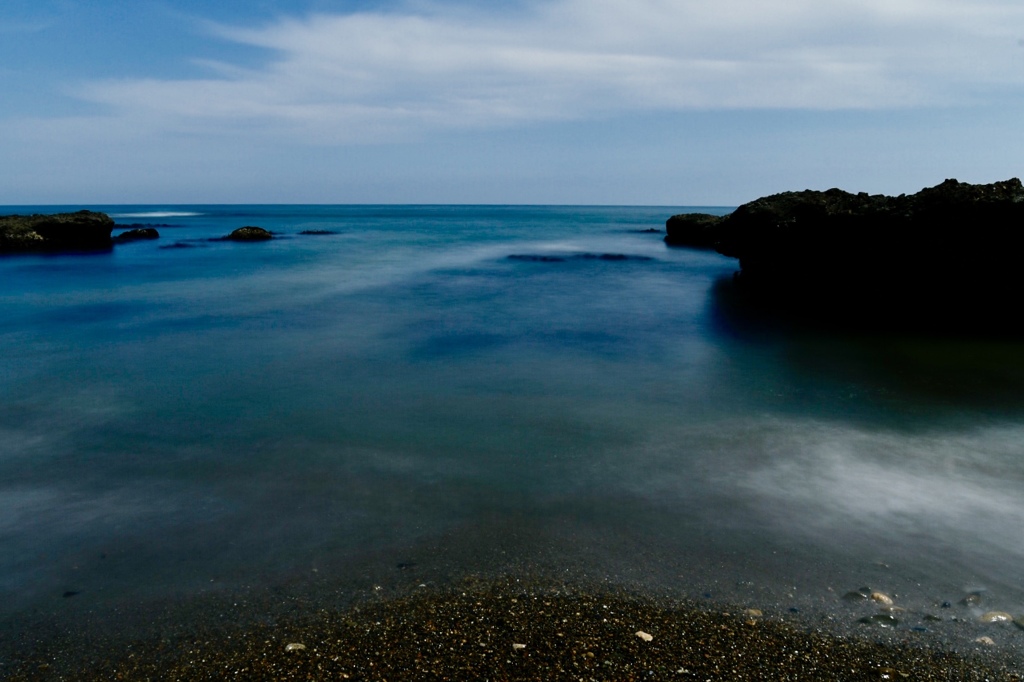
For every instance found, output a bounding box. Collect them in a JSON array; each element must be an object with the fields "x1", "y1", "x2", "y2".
[{"x1": 4, "y1": 577, "x2": 1022, "y2": 681}]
